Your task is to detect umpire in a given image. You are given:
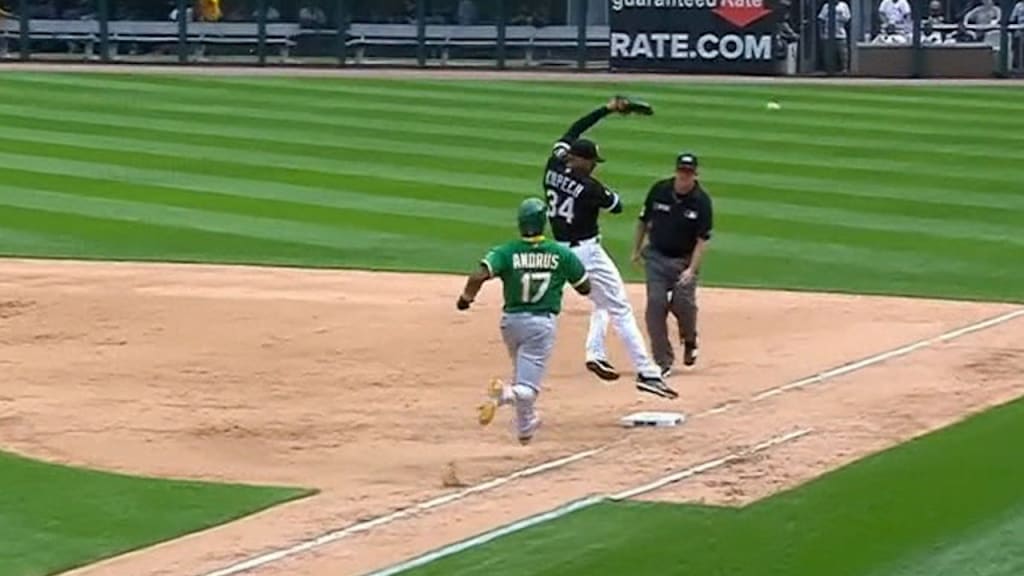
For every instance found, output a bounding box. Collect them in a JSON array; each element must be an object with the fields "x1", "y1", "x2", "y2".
[{"x1": 632, "y1": 152, "x2": 713, "y2": 377}]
